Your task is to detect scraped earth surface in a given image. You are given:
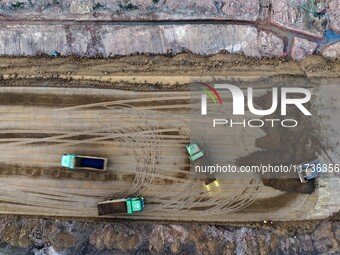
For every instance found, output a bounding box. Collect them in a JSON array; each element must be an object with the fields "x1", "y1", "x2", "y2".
[
  {"x1": 0, "y1": 55, "x2": 339, "y2": 223},
  {"x1": 0, "y1": 86, "x2": 308, "y2": 221}
]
